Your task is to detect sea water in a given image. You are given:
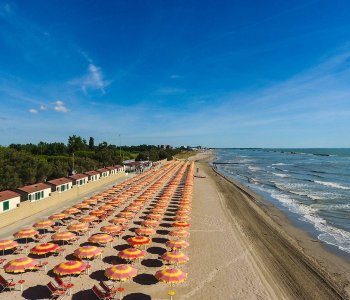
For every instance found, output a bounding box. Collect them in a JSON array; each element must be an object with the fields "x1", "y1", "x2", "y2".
[{"x1": 214, "y1": 148, "x2": 350, "y2": 256}]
